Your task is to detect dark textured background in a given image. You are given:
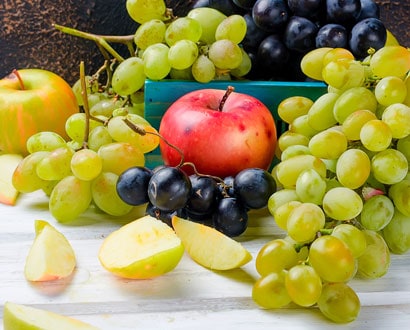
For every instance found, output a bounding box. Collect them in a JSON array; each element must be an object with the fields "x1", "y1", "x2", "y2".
[{"x1": 0, "y1": 0, "x2": 408, "y2": 85}]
